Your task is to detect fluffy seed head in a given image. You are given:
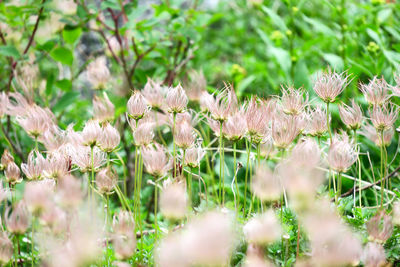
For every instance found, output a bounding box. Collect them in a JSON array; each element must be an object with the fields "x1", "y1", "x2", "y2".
[
  {"x1": 81, "y1": 120, "x2": 102, "y2": 147},
  {"x1": 93, "y1": 94, "x2": 115, "y2": 122},
  {"x1": 112, "y1": 211, "x2": 136, "y2": 260},
  {"x1": 271, "y1": 113, "x2": 301, "y2": 149},
  {"x1": 313, "y1": 70, "x2": 350, "y2": 103},
  {"x1": 96, "y1": 168, "x2": 117, "y2": 195},
  {"x1": 21, "y1": 150, "x2": 46, "y2": 180},
  {"x1": 362, "y1": 242, "x2": 387, "y2": 267},
  {"x1": 160, "y1": 180, "x2": 188, "y2": 220},
  {"x1": 339, "y1": 99, "x2": 363, "y2": 130},
  {"x1": 141, "y1": 143, "x2": 172, "y2": 178},
  {"x1": 207, "y1": 85, "x2": 238, "y2": 122},
  {"x1": 1, "y1": 150, "x2": 14, "y2": 170},
  {"x1": 305, "y1": 105, "x2": 328, "y2": 137},
  {"x1": 361, "y1": 124, "x2": 393, "y2": 147},
  {"x1": 127, "y1": 91, "x2": 149, "y2": 121},
  {"x1": 244, "y1": 210, "x2": 282, "y2": 245},
  {"x1": 5, "y1": 162, "x2": 21, "y2": 185},
  {"x1": 166, "y1": 84, "x2": 188, "y2": 114},
  {"x1": 359, "y1": 76, "x2": 390, "y2": 106},
  {"x1": 142, "y1": 79, "x2": 165, "y2": 109},
  {"x1": 174, "y1": 121, "x2": 196, "y2": 149},
  {"x1": 328, "y1": 132, "x2": 358, "y2": 173},
  {"x1": 184, "y1": 146, "x2": 205, "y2": 168},
  {"x1": 251, "y1": 164, "x2": 281, "y2": 202},
  {"x1": 223, "y1": 108, "x2": 247, "y2": 141},
  {"x1": 98, "y1": 123, "x2": 120, "y2": 153},
  {"x1": 366, "y1": 211, "x2": 393, "y2": 243},
  {"x1": 0, "y1": 92, "x2": 9, "y2": 118},
  {"x1": 24, "y1": 179, "x2": 54, "y2": 216},
  {"x1": 0, "y1": 232, "x2": 12, "y2": 265},
  {"x1": 86, "y1": 56, "x2": 110, "y2": 90},
  {"x1": 370, "y1": 102, "x2": 398, "y2": 132},
  {"x1": 6, "y1": 201, "x2": 30, "y2": 235},
  {"x1": 280, "y1": 86, "x2": 308, "y2": 115}
]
